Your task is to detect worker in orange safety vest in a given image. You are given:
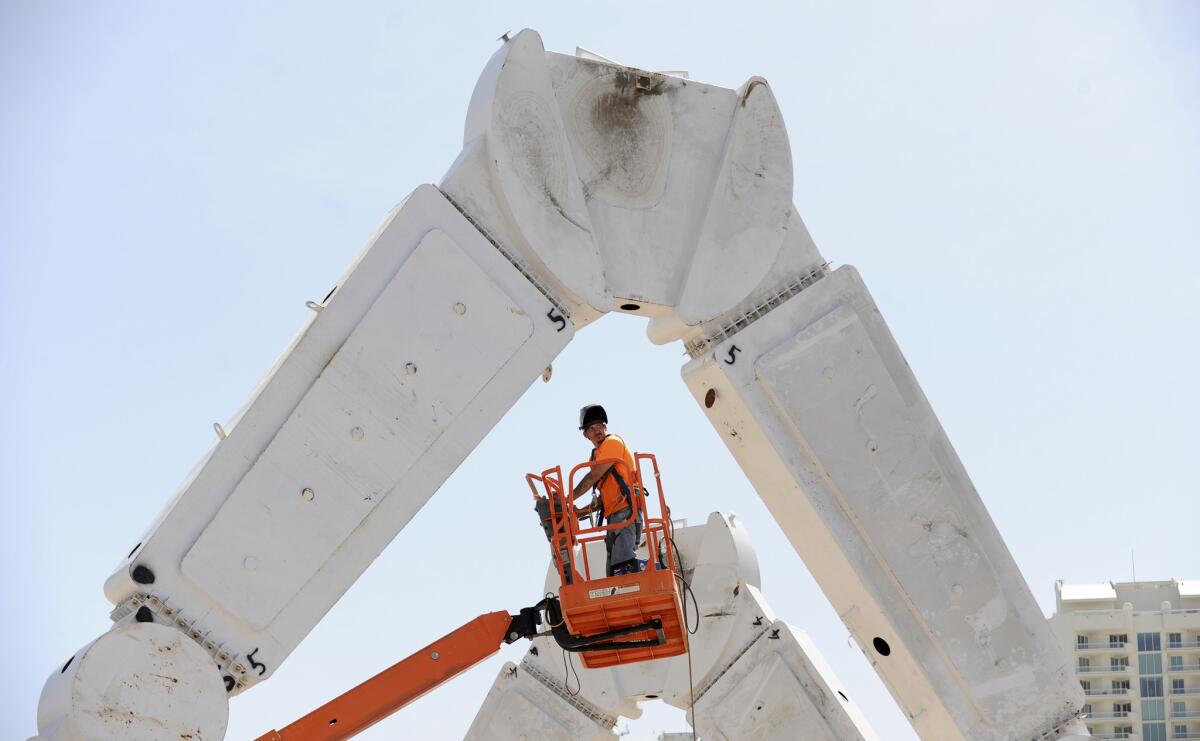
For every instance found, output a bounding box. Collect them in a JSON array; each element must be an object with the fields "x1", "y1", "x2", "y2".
[{"x1": 570, "y1": 404, "x2": 644, "y2": 576}]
